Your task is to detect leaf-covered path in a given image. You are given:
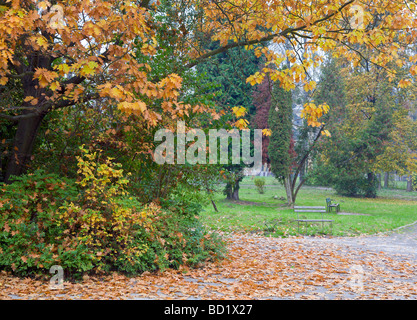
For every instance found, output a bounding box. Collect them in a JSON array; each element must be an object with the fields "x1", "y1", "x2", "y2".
[{"x1": 1, "y1": 229, "x2": 417, "y2": 300}]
